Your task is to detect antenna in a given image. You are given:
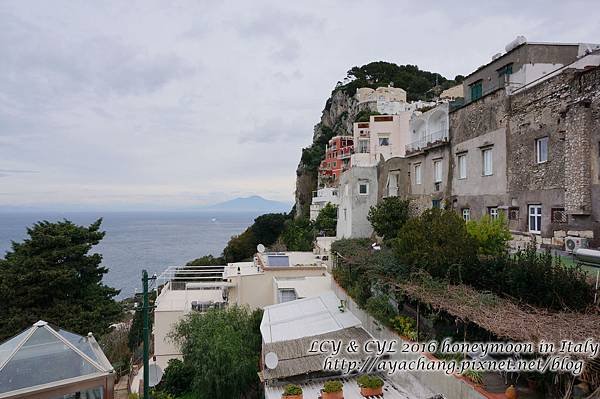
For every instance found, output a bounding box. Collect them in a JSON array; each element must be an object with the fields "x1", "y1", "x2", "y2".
[
  {"x1": 265, "y1": 352, "x2": 279, "y2": 369},
  {"x1": 257, "y1": 244, "x2": 266, "y2": 253}
]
